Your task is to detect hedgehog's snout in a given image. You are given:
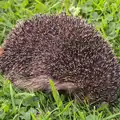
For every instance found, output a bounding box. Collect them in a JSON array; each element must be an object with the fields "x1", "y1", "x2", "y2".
[{"x1": 0, "y1": 47, "x2": 4, "y2": 56}]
